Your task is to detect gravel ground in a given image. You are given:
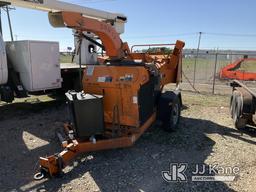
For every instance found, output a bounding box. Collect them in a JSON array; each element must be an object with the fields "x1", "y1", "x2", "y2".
[{"x1": 0, "y1": 92, "x2": 256, "y2": 192}]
